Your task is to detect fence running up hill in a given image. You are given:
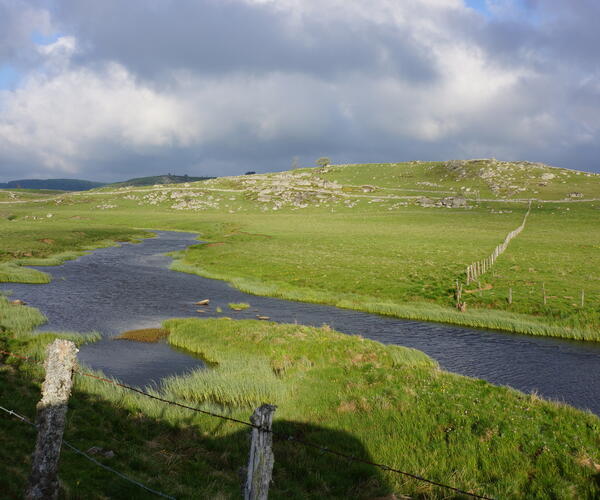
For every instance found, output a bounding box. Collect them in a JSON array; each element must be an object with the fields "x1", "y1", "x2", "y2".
[{"x1": 466, "y1": 201, "x2": 532, "y2": 284}]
